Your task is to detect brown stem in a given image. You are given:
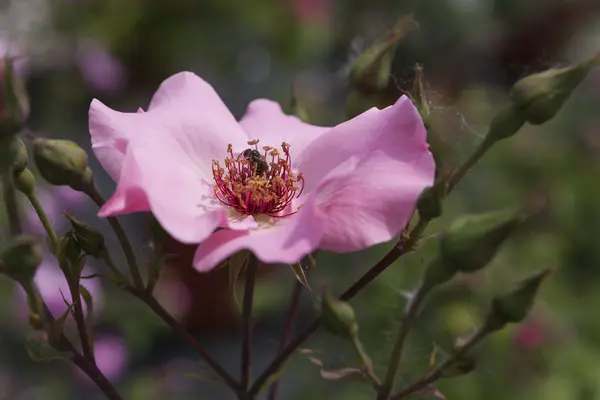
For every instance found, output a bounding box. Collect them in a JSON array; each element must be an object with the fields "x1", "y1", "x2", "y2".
[
  {"x1": 241, "y1": 255, "x2": 259, "y2": 392},
  {"x1": 267, "y1": 280, "x2": 304, "y2": 400},
  {"x1": 69, "y1": 348, "x2": 123, "y2": 400},
  {"x1": 2, "y1": 170, "x2": 22, "y2": 235},
  {"x1": 130, "y1": 290, "x2": 240, "y2": 391},
  {"x1": 389, "y1": 325, "x2": 491, "y2": 400},
  {"x1": 249, "y1": 218, "x2": 429, "y2": 396},
  {"x1": 377, "y1": 287, "x2": 427, "y2": 399},
  {"x1": 65, "y1": 275, "x2": 94, "y2": 361},
  {"x1": 85, "y1": 185, "x2": 144, "y2": 289}
]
